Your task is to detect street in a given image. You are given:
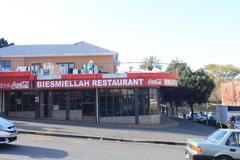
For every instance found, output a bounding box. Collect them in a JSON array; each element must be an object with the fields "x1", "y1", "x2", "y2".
[{"x1": 0, "y1": 134, "x2": 186, "y2": 160}]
